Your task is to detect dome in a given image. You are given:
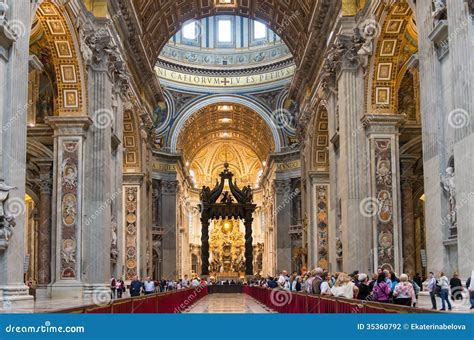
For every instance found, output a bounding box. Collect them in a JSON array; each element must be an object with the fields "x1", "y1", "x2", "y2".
[{"x1": 157, "y1": 16, "x2": 294, "y2": 71}]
